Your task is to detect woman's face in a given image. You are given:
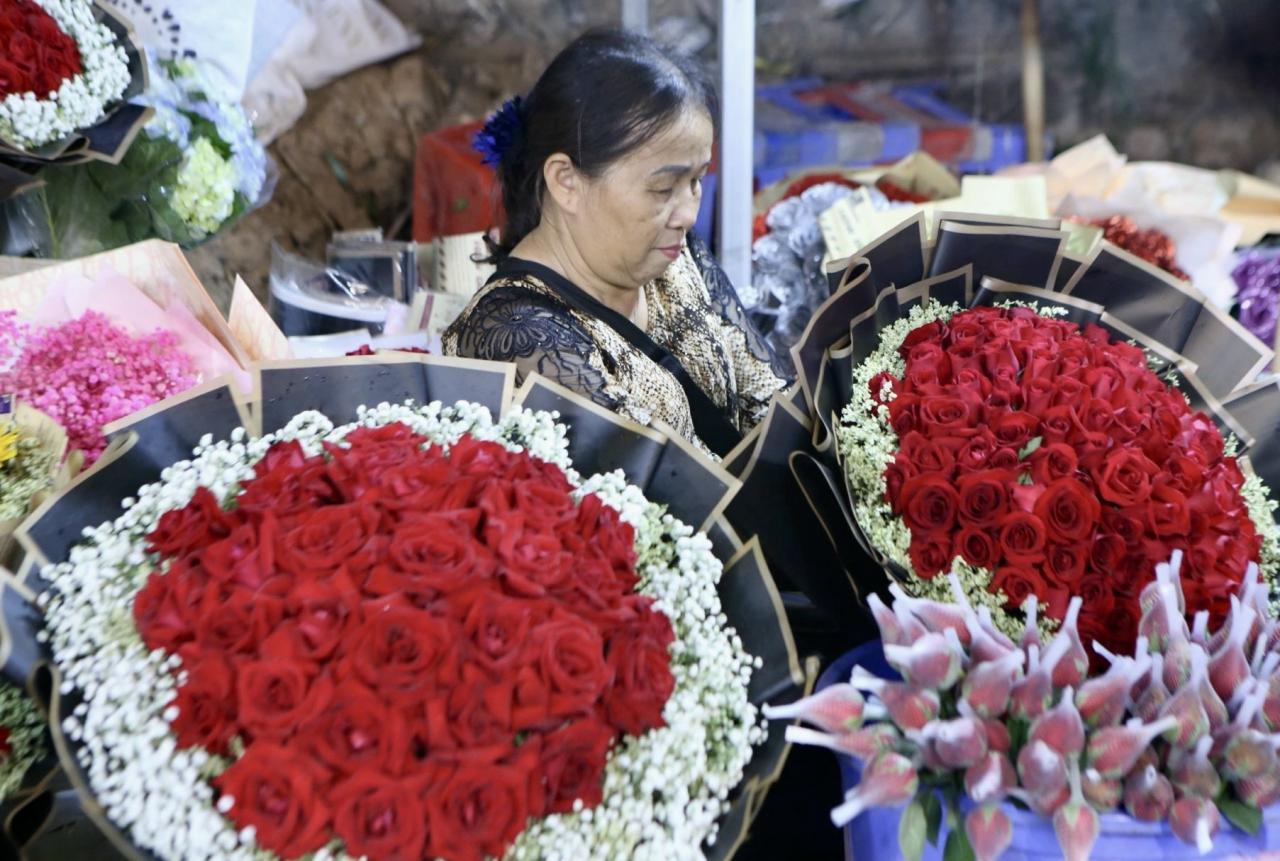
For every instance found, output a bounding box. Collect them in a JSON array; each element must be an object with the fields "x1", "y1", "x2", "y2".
[{"x1": 567, "y1": 107, "x2": 714, "y2": 290}]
